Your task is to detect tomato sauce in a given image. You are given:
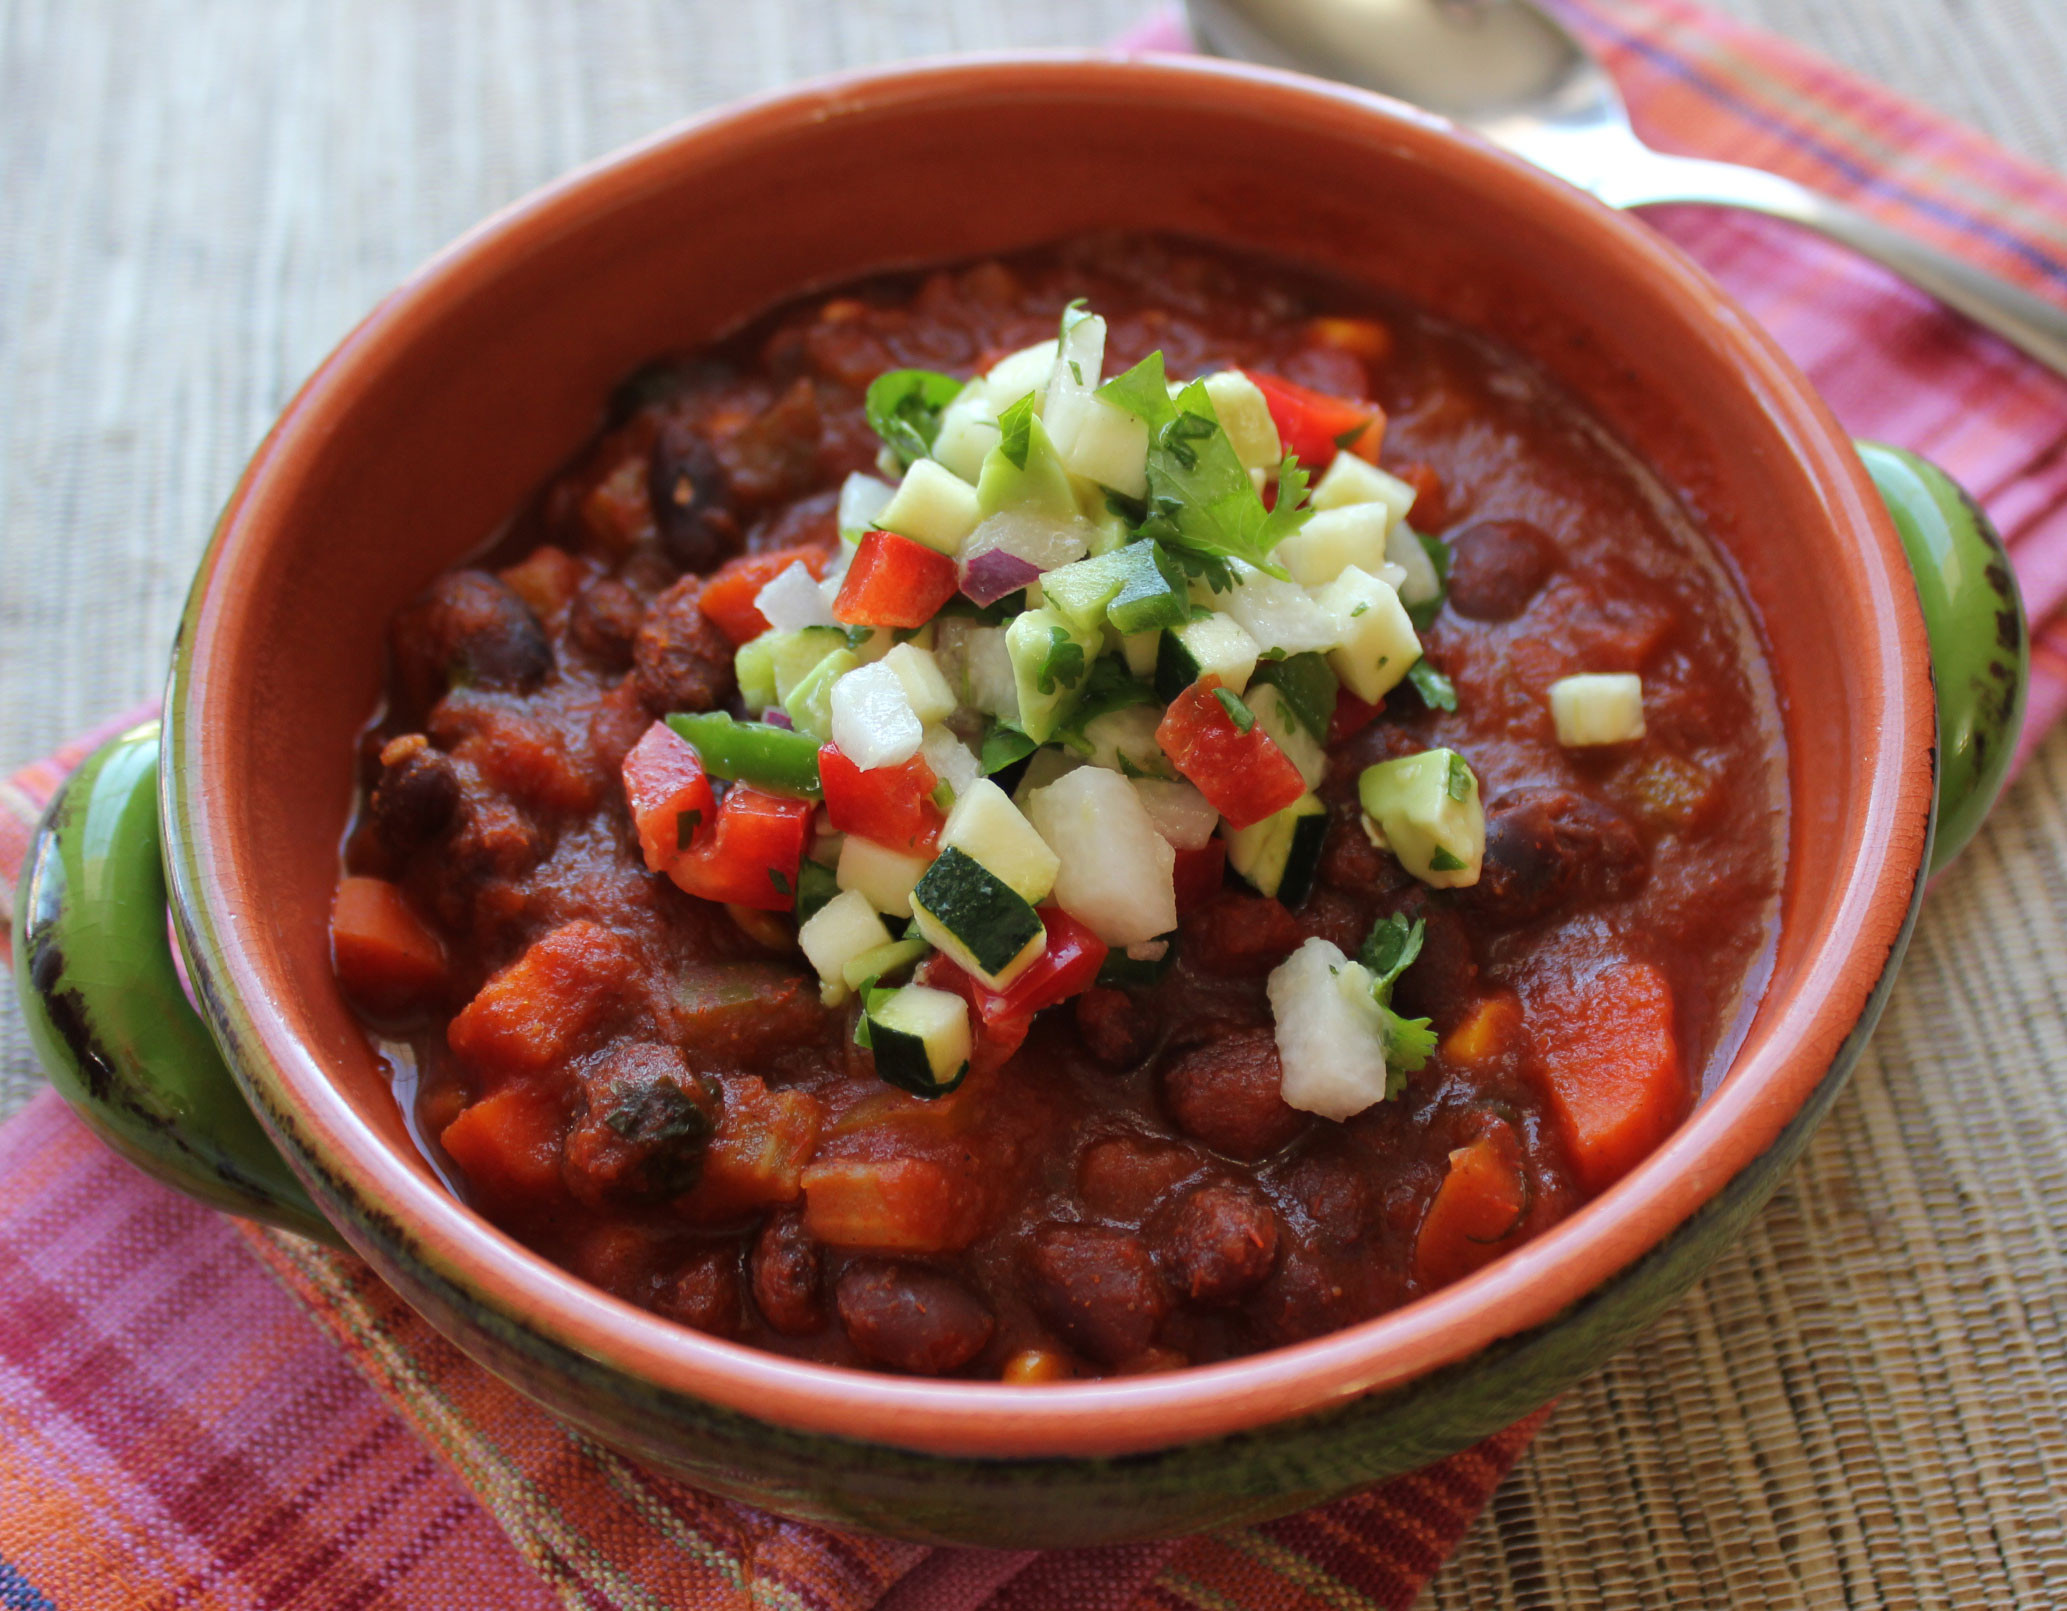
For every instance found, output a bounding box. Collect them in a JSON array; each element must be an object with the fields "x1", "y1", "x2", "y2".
[{"x1": 334, "y1": 236, "x2": 1786, "y2": 1379}]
